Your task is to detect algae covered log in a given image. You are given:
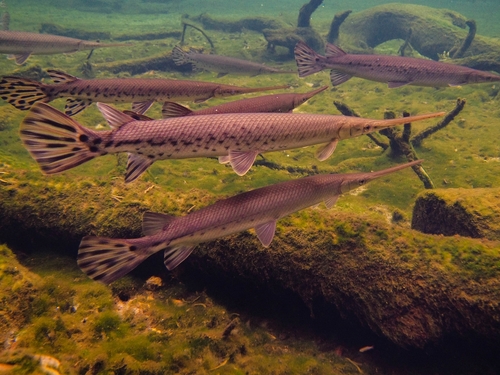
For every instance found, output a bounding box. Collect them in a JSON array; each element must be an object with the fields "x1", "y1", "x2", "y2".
[
  {"x1": 1, "y1": 170, "x2": 500, "y2": 349},
  {"x1": 412, "y1": 188, "x2": 500, "y2": 240},
  {"x1": 337, "y1": 3, "x2": 500, "y2": 67}
]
